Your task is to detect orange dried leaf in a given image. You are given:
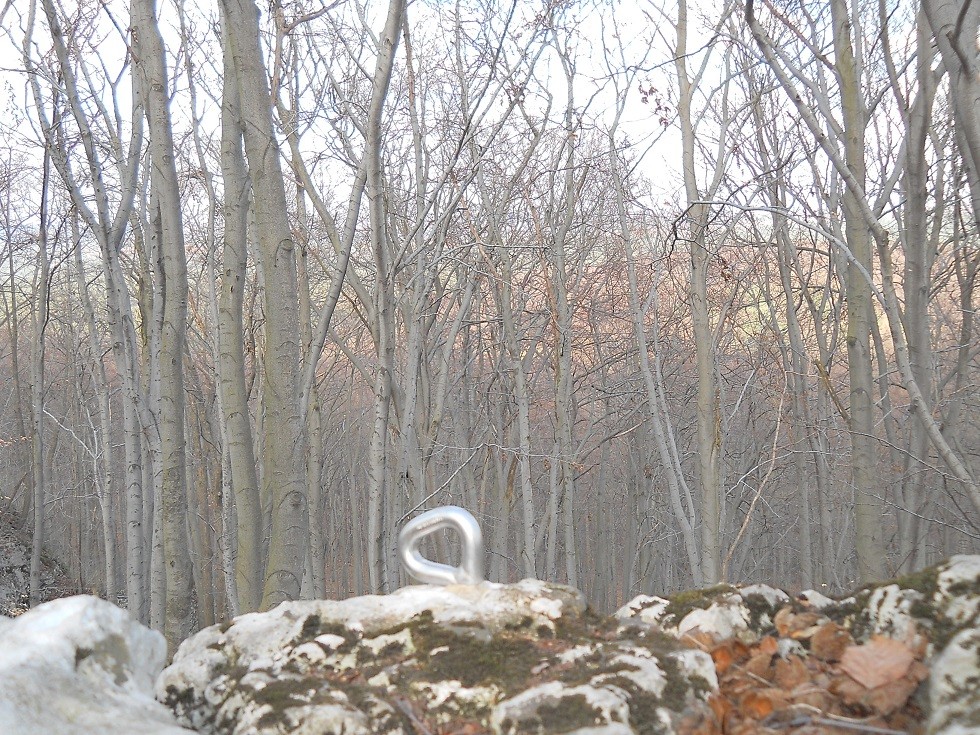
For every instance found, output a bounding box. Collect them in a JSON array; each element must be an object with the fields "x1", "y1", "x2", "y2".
[
  {"x1": 774, "y1": 608, "x2": 794, "y2": 638},
  {"x1": 863, "y1": 676, "x2": 918, "y2": 716},
  {"x1": 712, "y1": 640, "x2": 750, "y2": 675},
  {"x1": 708, "y1": 693, "x2": 732, "y2": 723},
  {"x1": 774, "y1": 608, "x2": 825, "y2": 639},
  {"x1": 757, "y1": 636, "x2": 779, "y2": 656},
  {"x1": 829, "y1": 674, "x2": 868, "y2": 706},
  {"x1": 907, "y1": 660, "x2": 930, "y2": 683},
  {"x1": 743, "y1": 650, "x2": 776, "y2": 680},
  {"x1": 839, "y1": 636, "x2": 915, "y2": 690},
  {"x1": 774, "y1": 655, "x2": 810, "y2": 690},
  {"x1": 811, "y1": 622, "x2": 853, "y2": 662},
  {"x1": 712, "y1": 644, "x2": 736, "y2": 675},
  {"x1": 683, "y1": 629, "x2": 720, "y2": 650},
  {"x1": 741, "y1": 690, "x2": 776, "y2": 719},
  {"x1": 788, "y1": 683, "x2": 834, "y2": 711}
]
